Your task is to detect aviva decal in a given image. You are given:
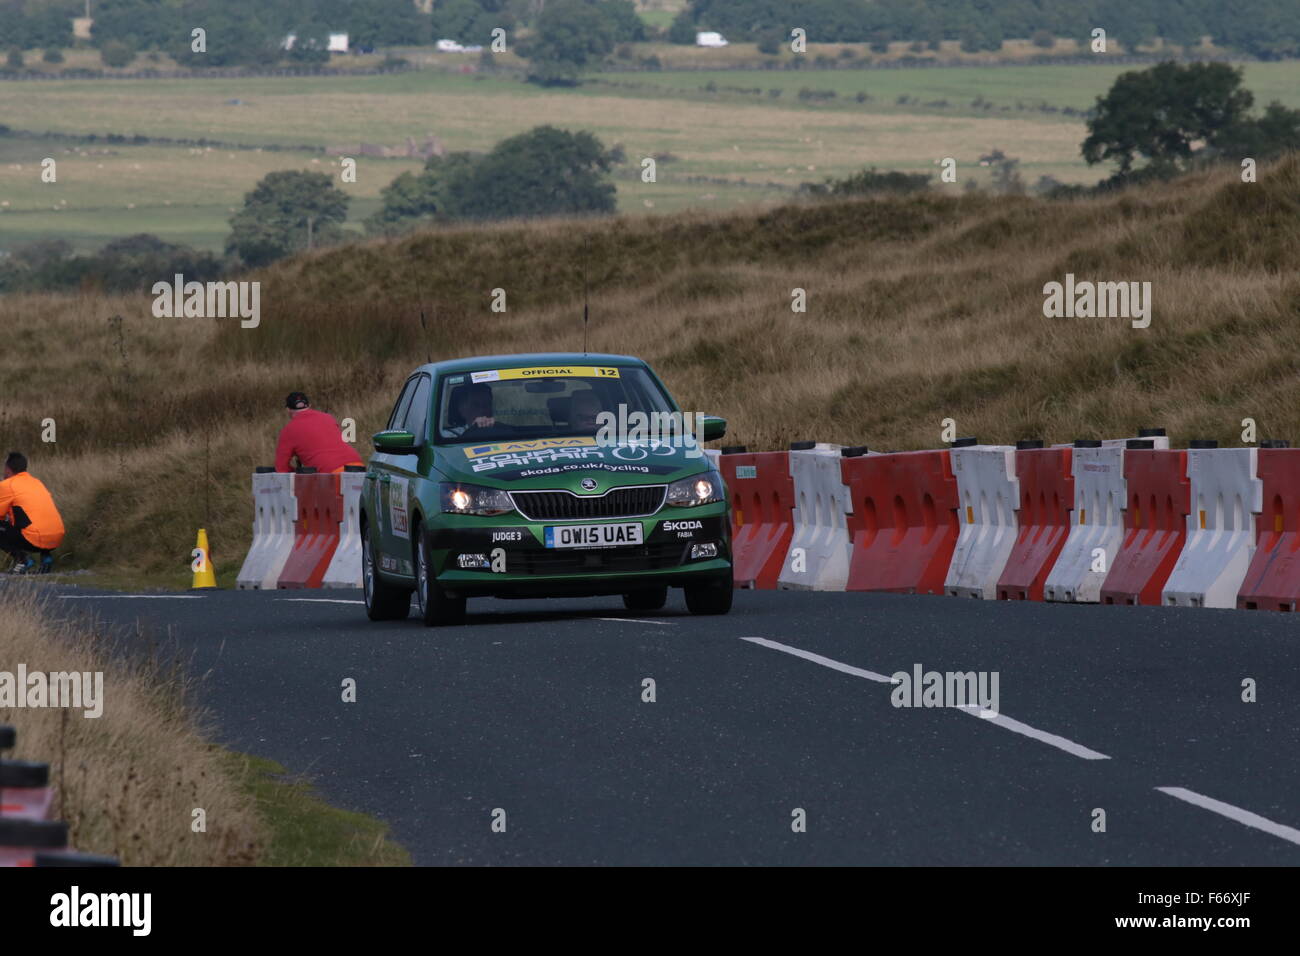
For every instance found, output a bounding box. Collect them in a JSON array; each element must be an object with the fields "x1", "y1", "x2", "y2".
[{"x1": 464, "y1": 437, "x2": 598, "y2": 459}]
